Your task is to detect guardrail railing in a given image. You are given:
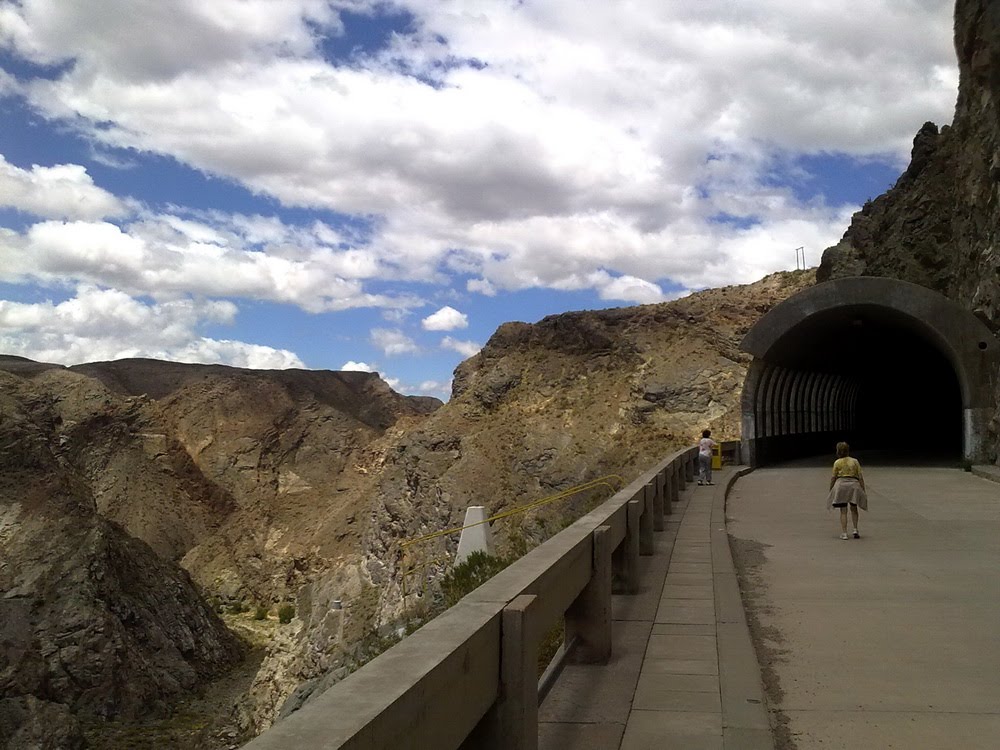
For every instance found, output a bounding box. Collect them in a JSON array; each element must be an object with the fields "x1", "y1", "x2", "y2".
[{"x1": 243, "y1": 445, "x2": 705, "y2": 750}]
